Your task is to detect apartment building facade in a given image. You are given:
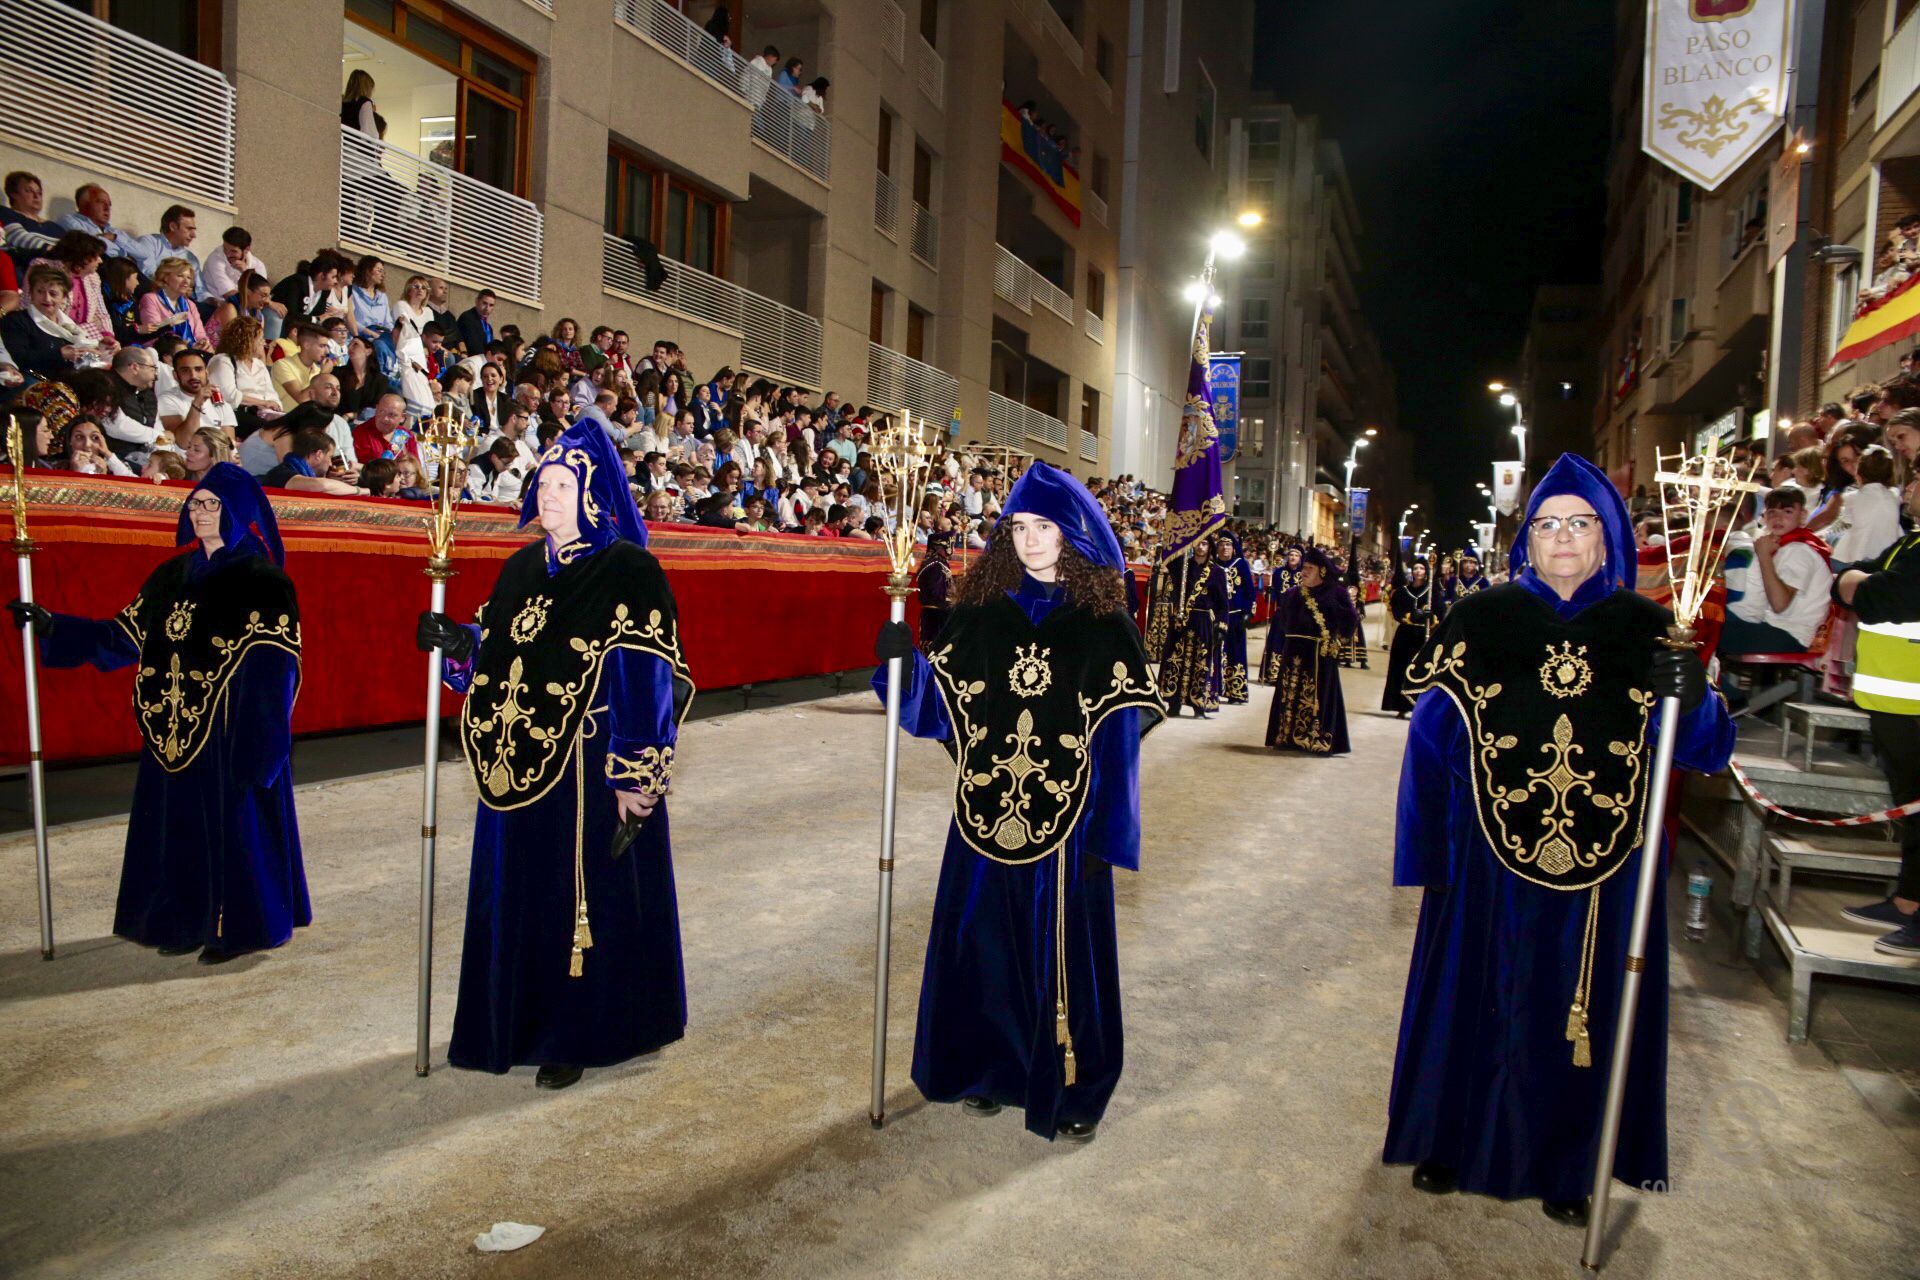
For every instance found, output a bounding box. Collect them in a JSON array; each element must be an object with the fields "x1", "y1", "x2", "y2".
[{"x1": 6, "y1": 0, "x2": 1238, "y2": 481}]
